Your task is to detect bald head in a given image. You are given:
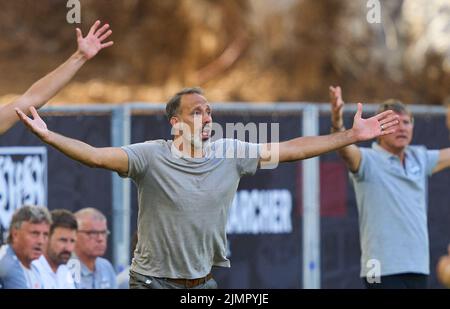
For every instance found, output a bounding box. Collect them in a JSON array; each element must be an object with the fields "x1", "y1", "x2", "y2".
[
  {"x1": 74, "y1": 208, "x2": 106, "y2": 223},
  {"x1": 74, "y1": 208, "x2": 109, "y2": 261}
]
